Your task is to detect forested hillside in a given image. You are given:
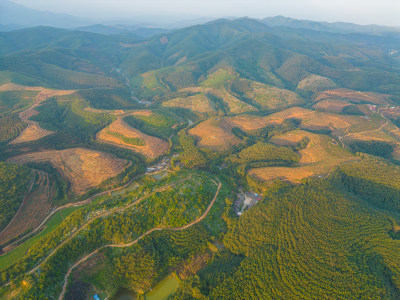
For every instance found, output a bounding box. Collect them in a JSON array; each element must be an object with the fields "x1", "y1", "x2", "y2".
[
  {"x1": 0, "y1": 163, "x2": 31, "y2": 232},
  {"x1": 0, "y1": 17, "x2": 400, "y2": 300}
]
